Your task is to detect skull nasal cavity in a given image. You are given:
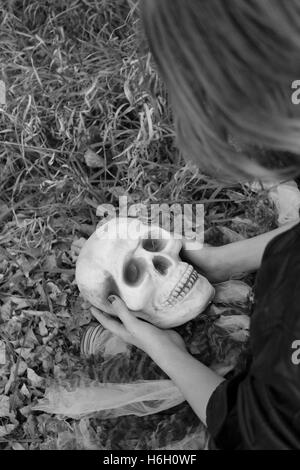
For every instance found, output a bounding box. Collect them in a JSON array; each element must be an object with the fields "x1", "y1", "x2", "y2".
[{"x1": 152, "y1": 256, "x2": 171, "y2": 275}]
